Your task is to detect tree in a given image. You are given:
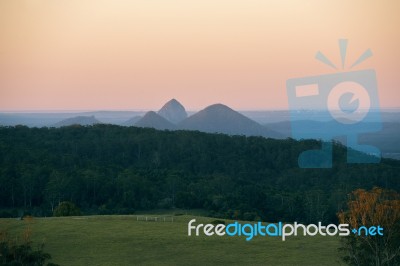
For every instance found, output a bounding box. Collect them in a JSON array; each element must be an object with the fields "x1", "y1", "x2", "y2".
[
  {"x1": 0, "y1": 125, "x2": 400, "y2": 222},
  {"x1": 0, "y1": 219, "x2": 57, "y2": 266},
  {"x1": 45, "y1": 171, "x2": 69, "y2": 212},
  {"x1": 338, "y1": 187, "x2": 400, "y2": 266},
  {"x1": 53, "y1": 201, "x2": 81, "y2": 217}
]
